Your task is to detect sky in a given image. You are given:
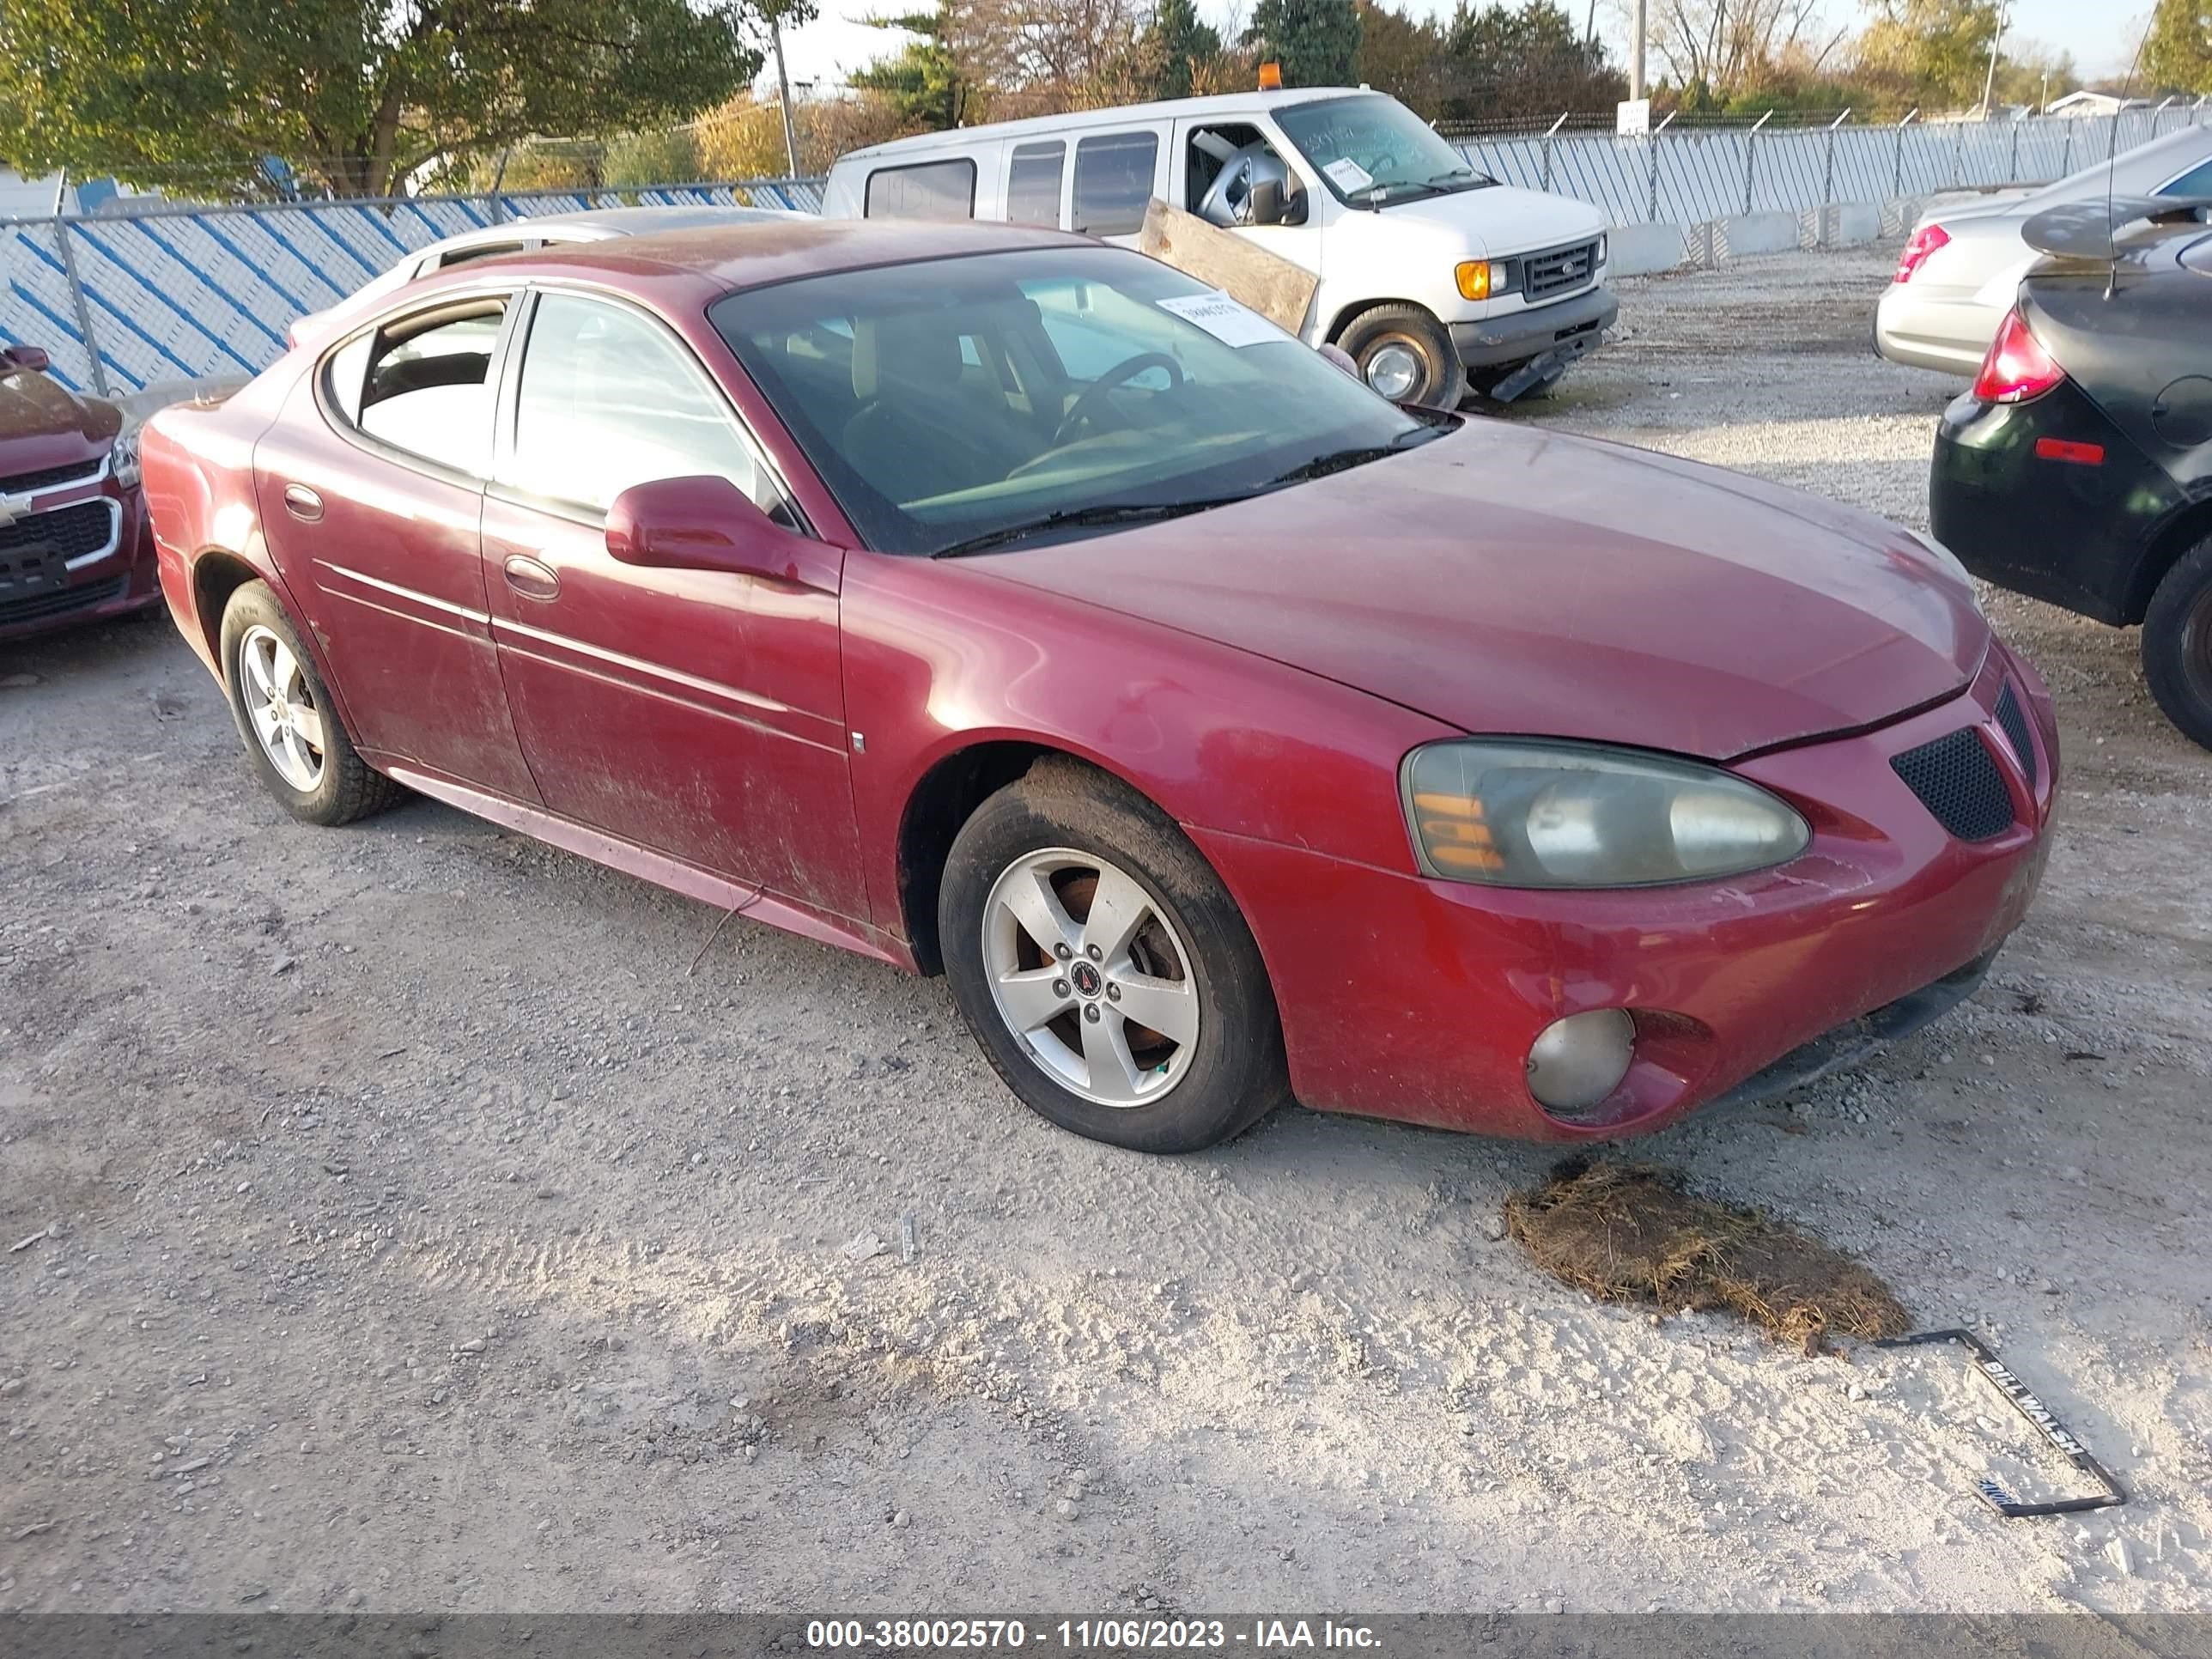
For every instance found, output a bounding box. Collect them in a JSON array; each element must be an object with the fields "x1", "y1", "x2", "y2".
[{"x1": 766, "y1": 0, "x2": 2143, "y2": 101}]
